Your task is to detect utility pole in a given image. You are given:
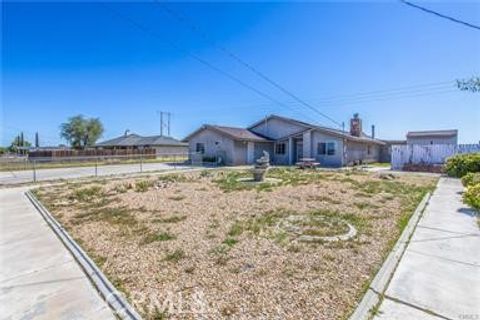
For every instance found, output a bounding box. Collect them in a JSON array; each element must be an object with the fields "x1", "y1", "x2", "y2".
[
  {"x1": 167, "y1": 112, "x2": 171, "y2": 136},
  {"x1": 160, "y1": 112, "x2": 164, "y2": 136},
  {"x1": 157, "y1": 111, "x2": 172, "y2": 137}
]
